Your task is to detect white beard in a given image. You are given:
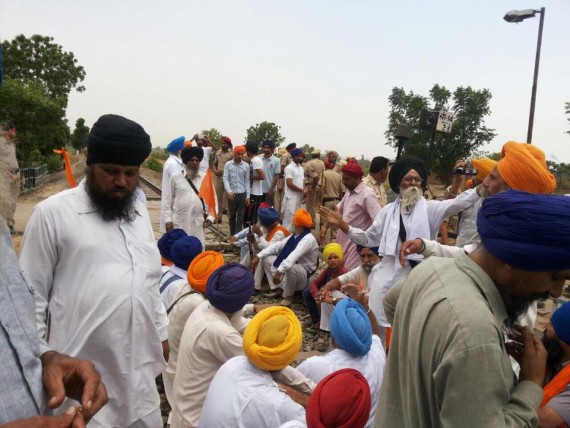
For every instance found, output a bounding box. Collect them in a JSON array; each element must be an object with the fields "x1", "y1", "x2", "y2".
[
  {"x1": 400, "y1": 187, "x2": 422, "y2": 214},
  {"x1": 188, "y1": 167, "x2": 199, "y2": 180}
]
